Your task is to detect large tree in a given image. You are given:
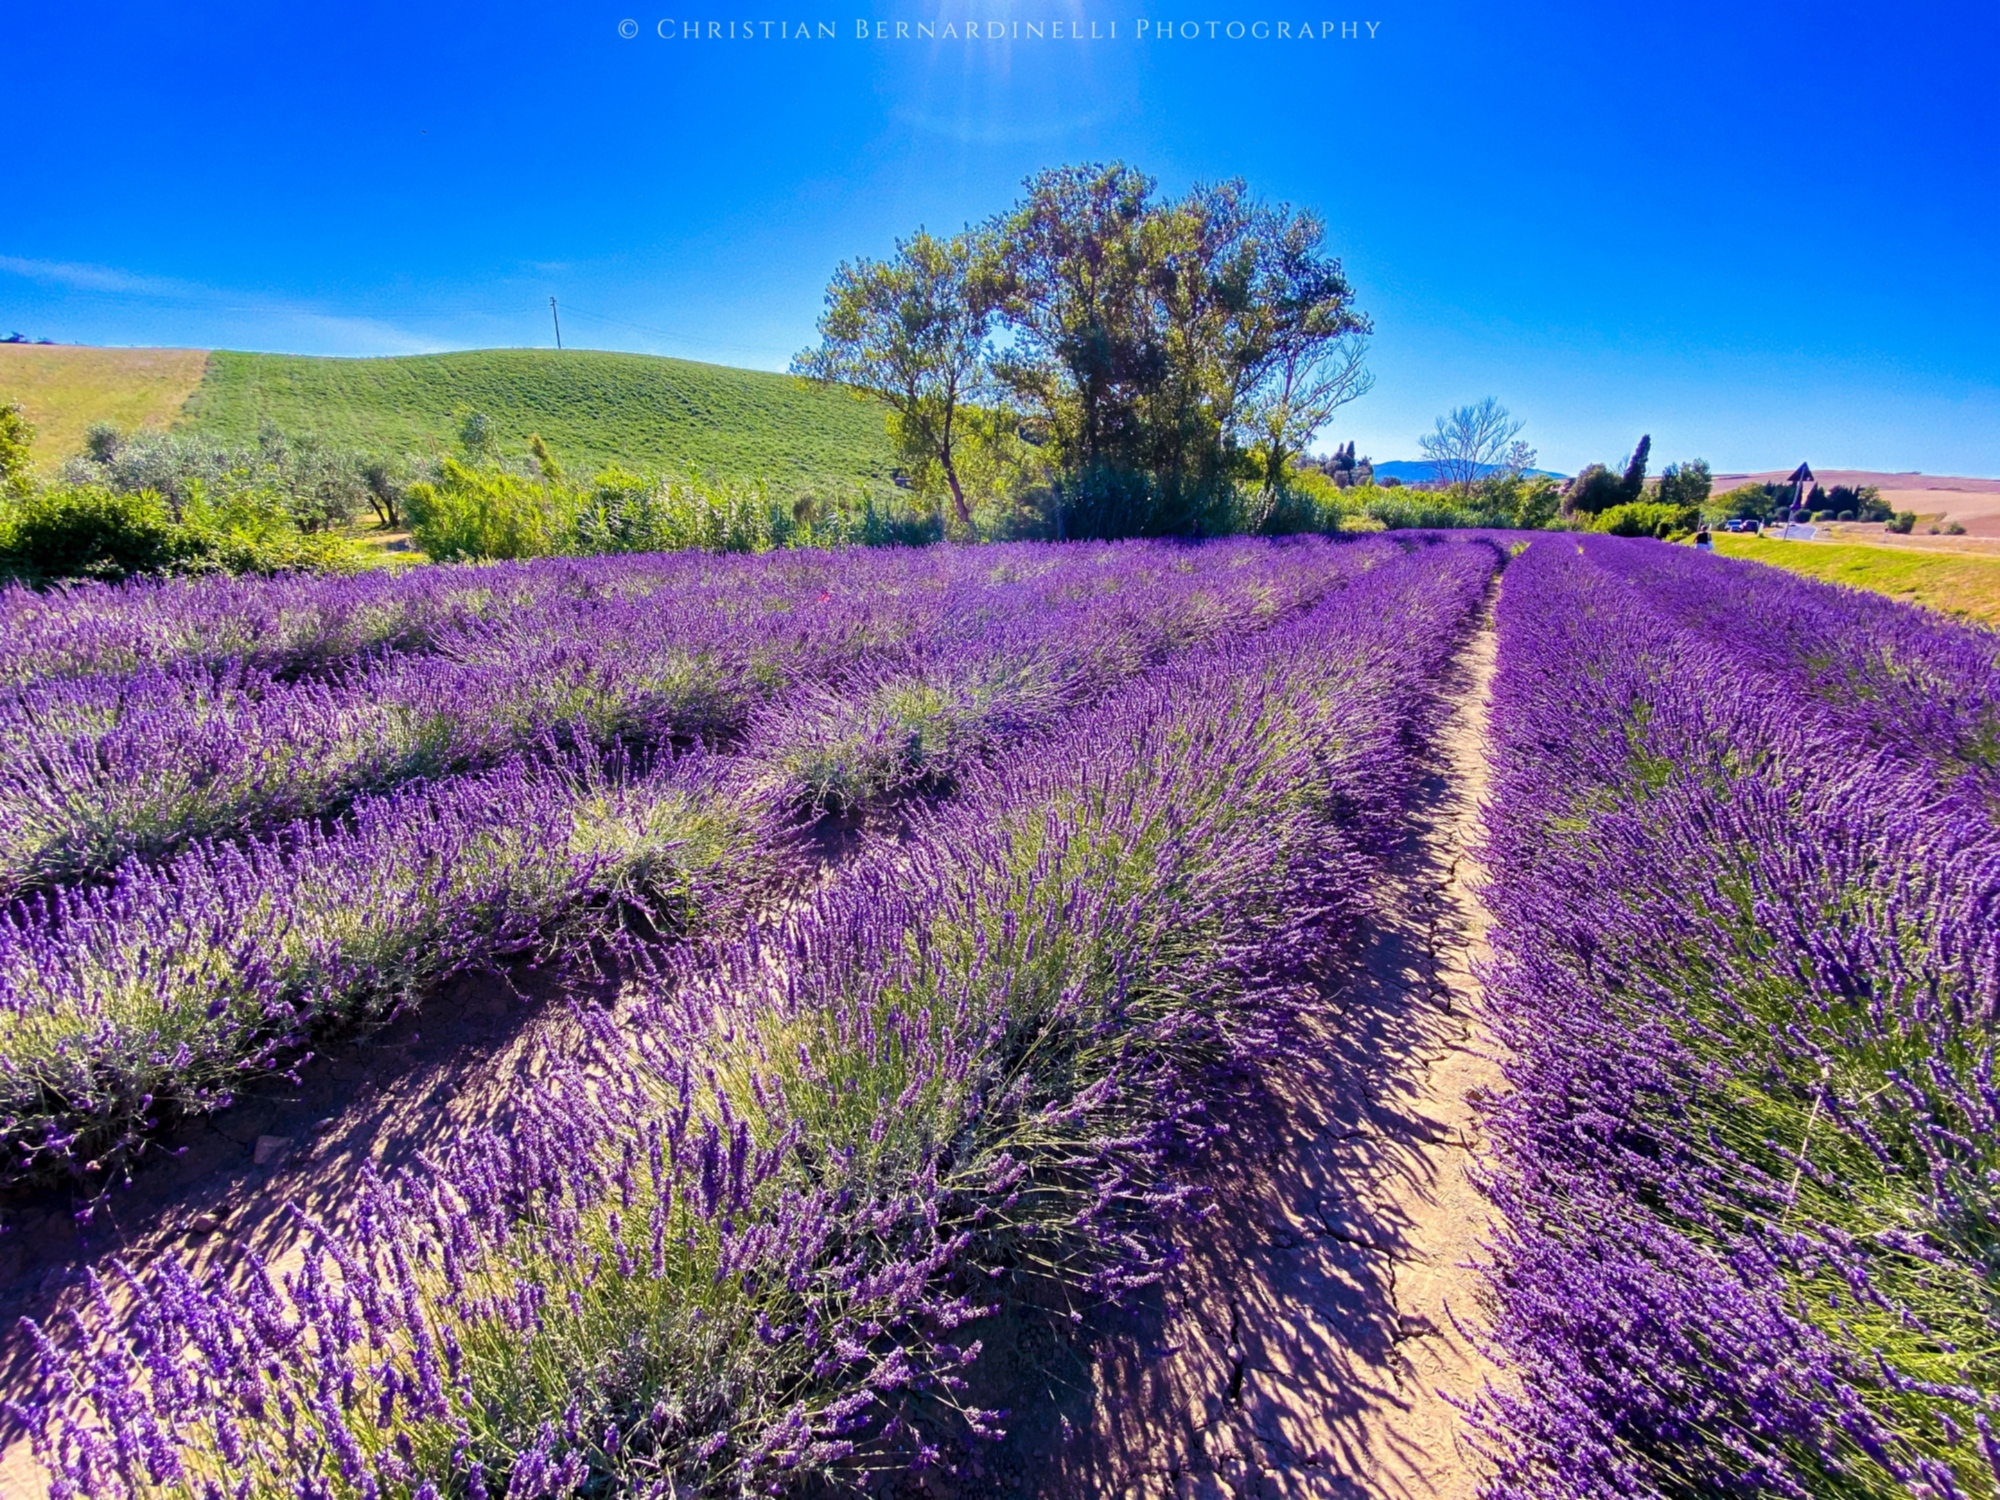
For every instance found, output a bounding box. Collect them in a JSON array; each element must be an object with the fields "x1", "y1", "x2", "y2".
[
  {"x1": 793, "y1": 229, "x2": 1000, "y2": 529},
  {"x1": 798, "y1": 163, "x2": 1374, "y2": 538},
  {"x1": 988, "y1": 165, "x2": 1157, "y2": 463},
  {"x1": 1418, "y1": 398, "x2": 1534, "y2": 488},
  {"x1": 991, "y1": 164, "x2": 1370, "y2": 533},
  {"x1": 1147, "y1": 179, "x2": 1372, "y2": 506}
]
